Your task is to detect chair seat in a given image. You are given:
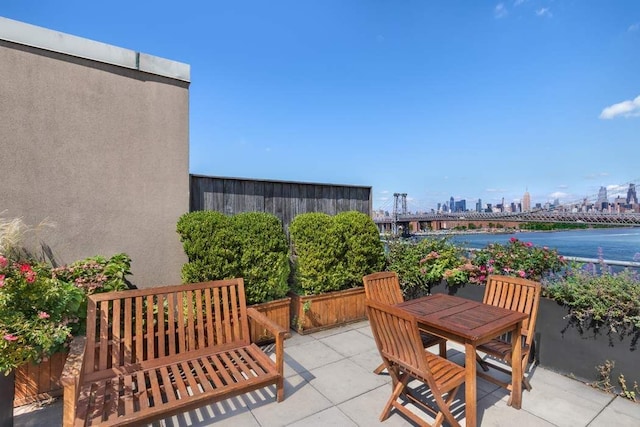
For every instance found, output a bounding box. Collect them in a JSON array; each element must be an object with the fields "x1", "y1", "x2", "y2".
[
  {"x1": 420, "y1": 331, "x2": 446, "y2": 348},
  {"x1": 422, "y1": 351, "x2": 466, "y2": 392},
  {"x1": 477, "y1": 337, "x2": 530, "y2": 360}
]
